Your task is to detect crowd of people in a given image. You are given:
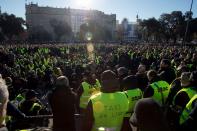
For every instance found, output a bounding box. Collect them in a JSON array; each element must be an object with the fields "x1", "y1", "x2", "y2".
[{"x1": 0, "y1": 43, "x2": 196, "y2": 131}]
